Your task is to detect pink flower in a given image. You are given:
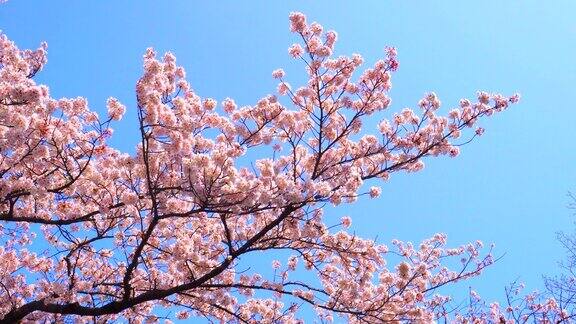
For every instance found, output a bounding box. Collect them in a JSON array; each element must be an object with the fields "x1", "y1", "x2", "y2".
[
  {"x1": 385, "y1": 46, "x2": 397, "y2": 57},
  {"x1": 448, "y1": 109, "x2": 460, "y2": 119},
  {"x1": 477, "y1": 91, "x2": 490, "y2": 104},
  {"x1": 13, "y1": 114, "x2": 29, "y2": 128},
  {"x1": 272, "y1": 68, "x2": 285, "y2": 79},
  {"x1": 120, "y1": 192, "x2": 138, "y2": 206},
  {"x1": 277, "y1": 82, "x2": 291, "y2": 95},
  {"x1": 509, "y1": 93, "x2": 521, "y2": 103},
  {"x1": 222, "y1": 98, "x2": 237, "y2": 113},
  {"x1": 341, "y1": 216, "x2": 352, "y2": 228},
  {"x1": 288, "y1": 43, "x2": 304, "y2": 58},
  {"x1": 272, "y1": 260, "x2": 281, "y2": 269},
  {"x1": 369, "y1": 186, "x2": 381, "y2": 198},
  {"x1": 287, "y1": 256, "x2": 298, "y2": 271},
  {"x1": 203, "y1": 98, "x2": 217, "y2": 110},
  {"x1": 385, "y1": 47, "x2": 399, "y2": 71},
  {"x1": 325, "y1": 30, "x2": 338, "y2": 48},
  {"x1": 106, "y1": 97, "x2": 126, "y2": 121},
  {"x1": 397, "y1": 261, "x2": 410, "y2": 279},
  {"x1": 309, "y1": 22, "x2": 323, "y2": 35},
  {"x1": 176, "y1": 311, "x2": 189, "y2": 320},
  {"x1": 449, "y1": 146, "x2": 460, "y2": 157},
  {"x1": 289, "y1": 12, "x2": 307, "y2": 33},
  {"x1": 378, "y1": 120, "x2": 393, "y2": 135},
  {"x1": 315, "y1": 46, "x2": 332, "y2": 57}
]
